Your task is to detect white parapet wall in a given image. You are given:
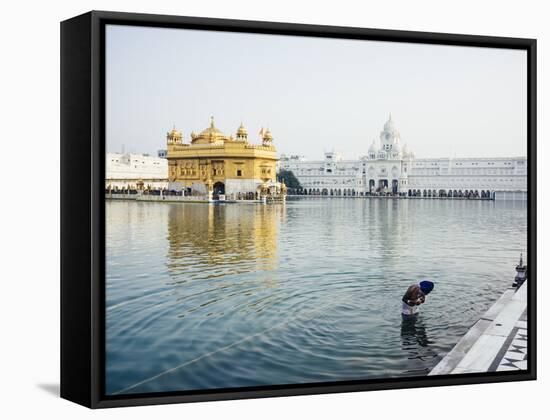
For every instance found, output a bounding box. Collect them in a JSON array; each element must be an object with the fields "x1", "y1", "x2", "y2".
[
  {"x1": 225, "y1": 178, "x2": 263, "y2": 195},
  {"x1": 105, "y1": 193, "x2": 210, "y2": 203},
  {"x1": 494, "y1": 190, "x2": 528, "y2": 201}
]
